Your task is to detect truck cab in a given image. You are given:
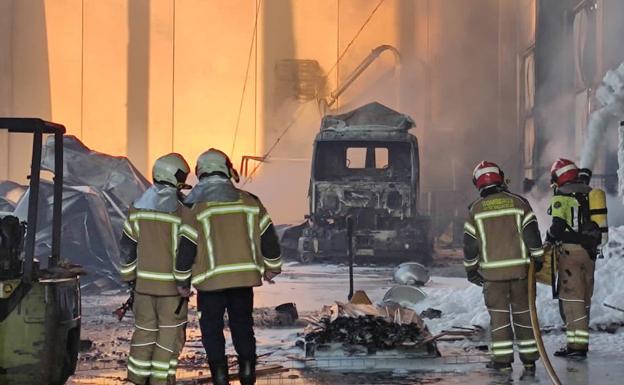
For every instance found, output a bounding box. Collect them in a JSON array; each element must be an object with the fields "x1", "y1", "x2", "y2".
[{"x1": 282, "y1": 103, "x2": 432, "y2": 265}]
